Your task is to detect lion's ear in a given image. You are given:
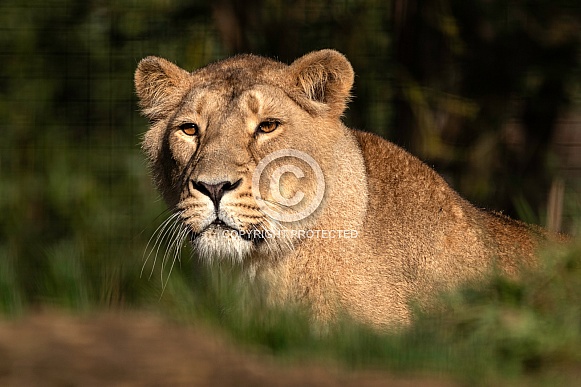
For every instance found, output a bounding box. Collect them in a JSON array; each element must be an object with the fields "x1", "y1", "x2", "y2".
[
  {"x1": 134, "y1": 56, "x2": 191, "y2": 121},
  {"x1": 289, "y1": 49, "x2": 354, "y2": 117}
]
